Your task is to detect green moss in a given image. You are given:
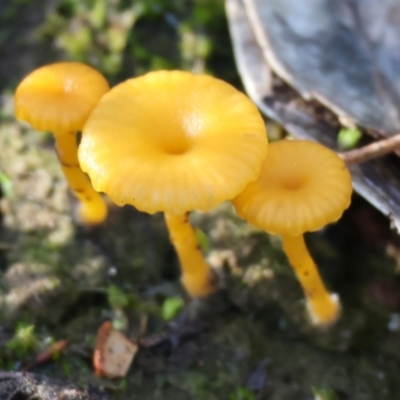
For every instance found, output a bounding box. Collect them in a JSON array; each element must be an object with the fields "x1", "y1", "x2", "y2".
[
  {"x1": 229, "y1": 387, "x2": 257, "y2": 400},
  {"x1": 6, "y1": 322, "x2": 38, "y2": 359}
]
